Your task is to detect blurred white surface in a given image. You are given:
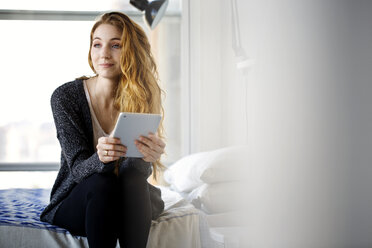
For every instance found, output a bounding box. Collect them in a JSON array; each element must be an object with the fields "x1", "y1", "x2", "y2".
[{"x1": 0, "y1": 171, "x2": 57, "y2": 189}]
